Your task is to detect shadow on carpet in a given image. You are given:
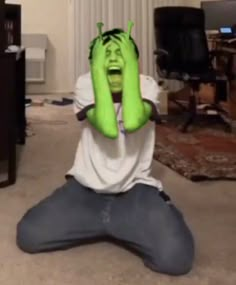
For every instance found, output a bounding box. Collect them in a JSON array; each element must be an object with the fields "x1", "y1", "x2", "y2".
[{"x1": 154, "y1": 121, "x2": 236, "y2": 181}]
